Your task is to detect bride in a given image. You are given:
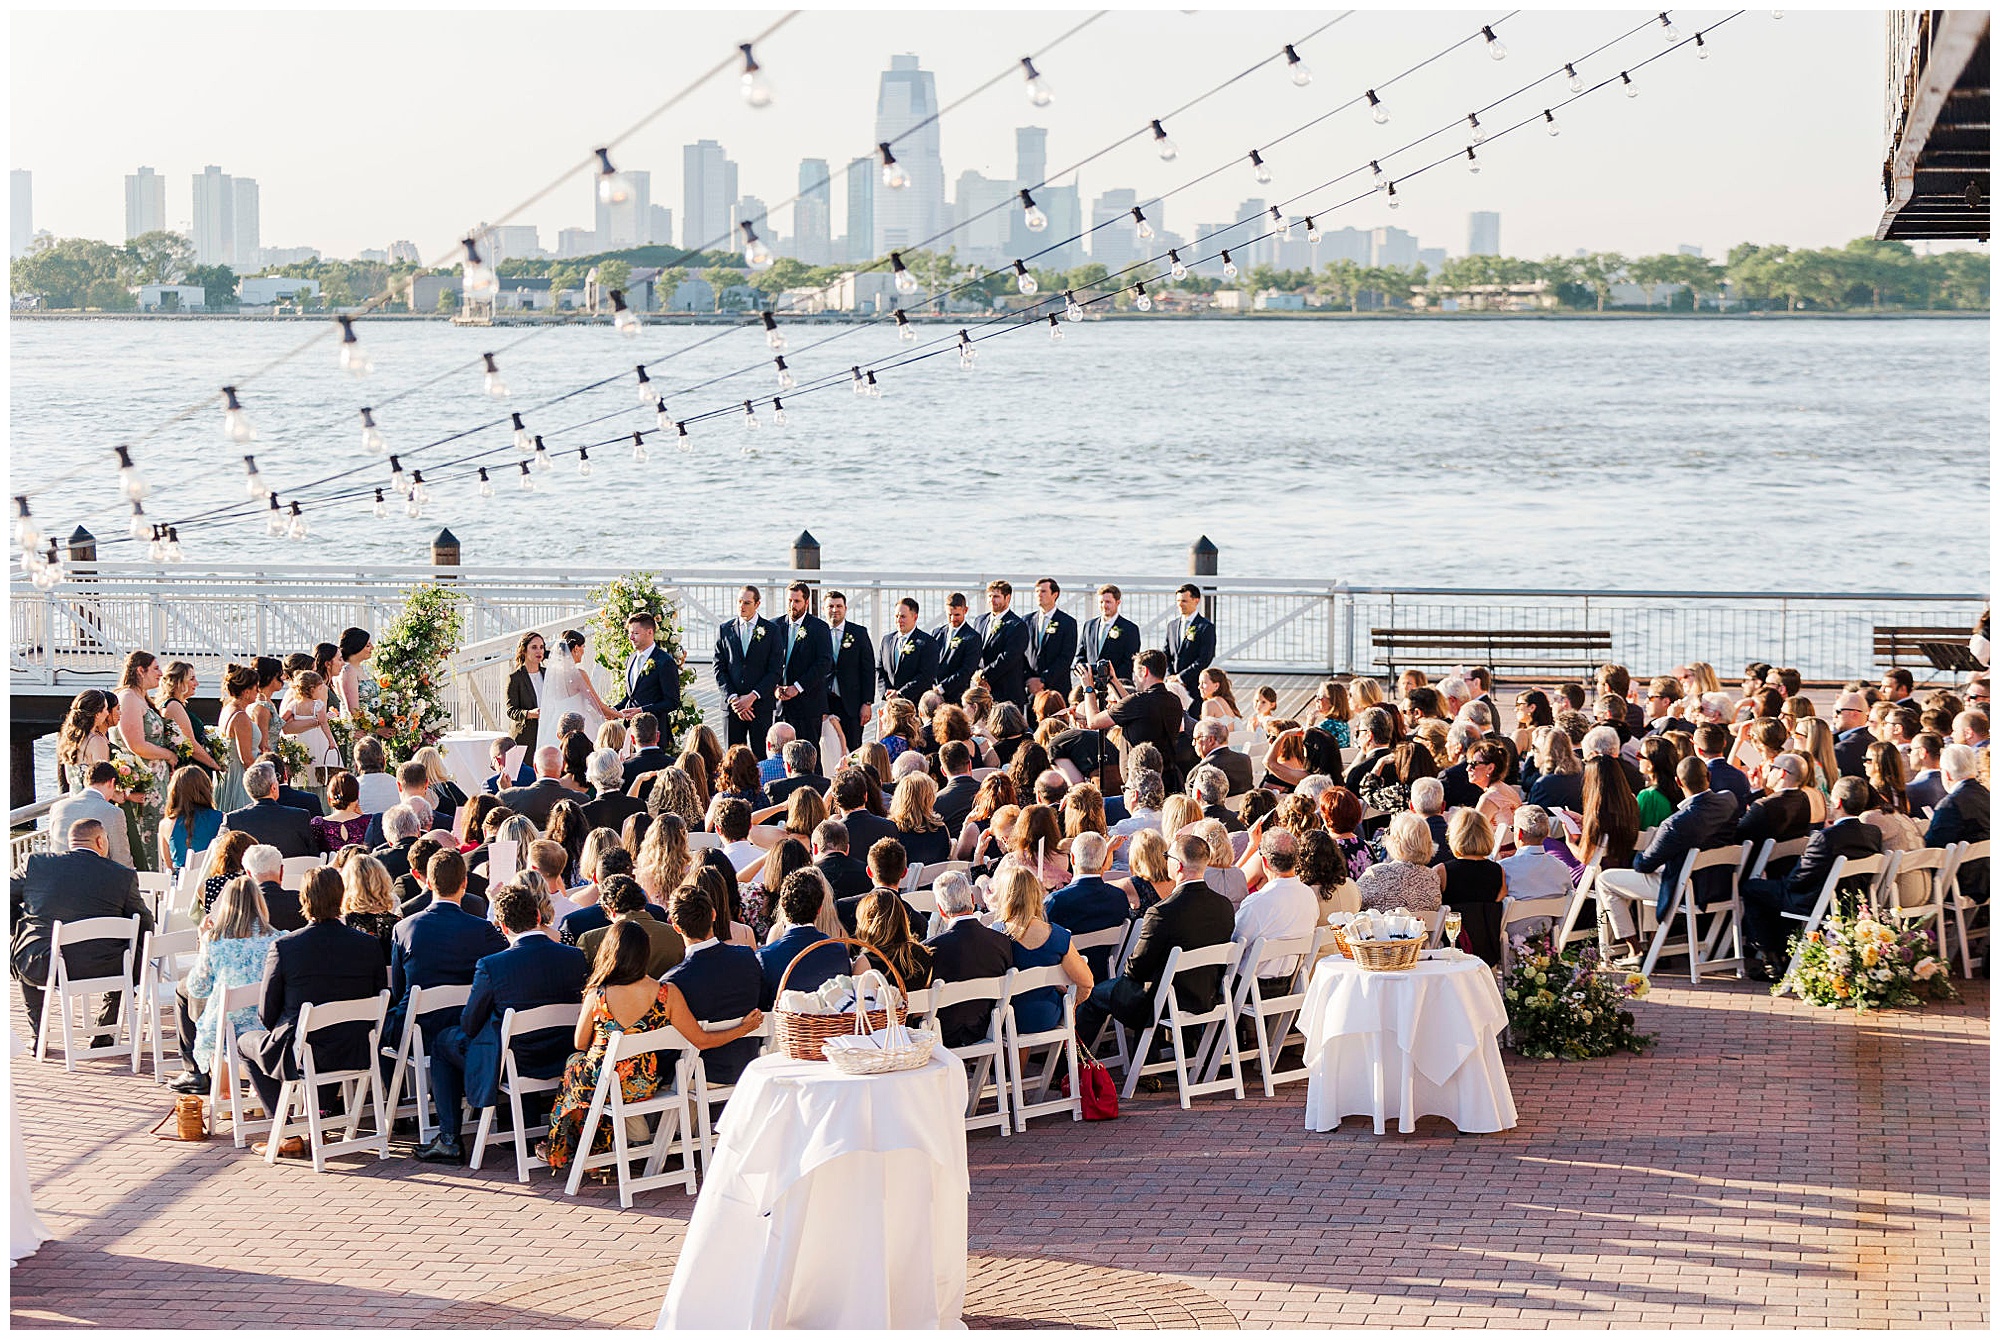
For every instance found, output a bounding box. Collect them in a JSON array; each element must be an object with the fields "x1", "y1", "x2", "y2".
[{"x1": 541, "y1": 630, "x2": 618, "y2": 739}]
